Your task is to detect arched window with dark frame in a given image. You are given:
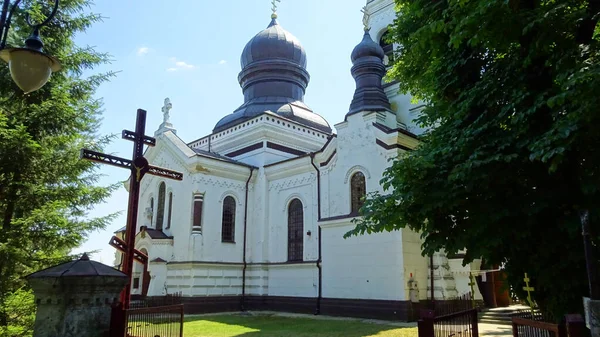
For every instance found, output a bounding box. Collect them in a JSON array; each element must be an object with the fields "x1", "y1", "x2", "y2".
[
  {"x1": 156, "y1": 182, "x2": 166, "y2": 230},
  {"x1": 287, "y1": 199, "x2": 304, "y2": 262},
  {"x1": 379, "y1": 30, "x2": 394, "y2": 66},
  {"x1": 350, "y1": 172, "x2": 366, "y2": 215},
  {"x1": 166, "y1": 192, "x2": 173, "y2": 229},
  {"x1": 221, "y1": 196, "x2": 236, "y2": 243}
]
